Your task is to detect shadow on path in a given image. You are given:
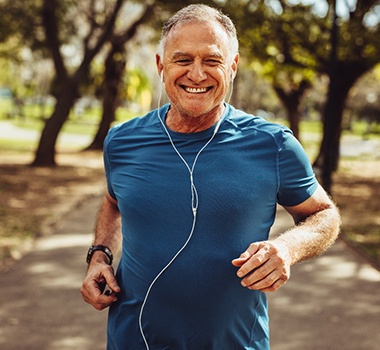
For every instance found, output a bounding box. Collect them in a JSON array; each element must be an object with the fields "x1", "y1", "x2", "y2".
[
  {"x1": 0, "y1": 195, "x2": 107, "y2": 350},
  {"x1": 0, "y1": 198, "x2": 379, "y2": 349}
]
